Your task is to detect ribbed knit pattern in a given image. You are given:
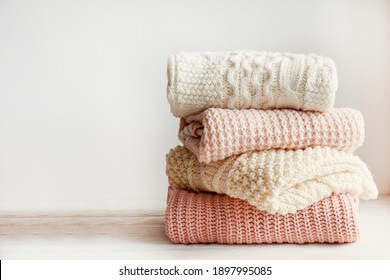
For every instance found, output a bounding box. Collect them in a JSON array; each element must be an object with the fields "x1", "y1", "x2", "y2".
[
  {"x1": 180, "y1": 108, "x2": 364, "y2": 163},
  {"x1": 168, "y1": 51, "x2": 337, "y2": 117},
  {"x1": 166, "y1": 146, "x2": 377, "y2": 214},
  {"x1": 165, "y1": 188, "x2": 360, "y2": 244}
]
